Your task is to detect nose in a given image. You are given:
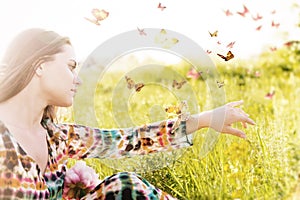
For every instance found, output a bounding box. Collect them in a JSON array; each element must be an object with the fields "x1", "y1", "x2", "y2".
[{"x1": 73, "y1": 72, "x2": 82, "y2": 86}]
